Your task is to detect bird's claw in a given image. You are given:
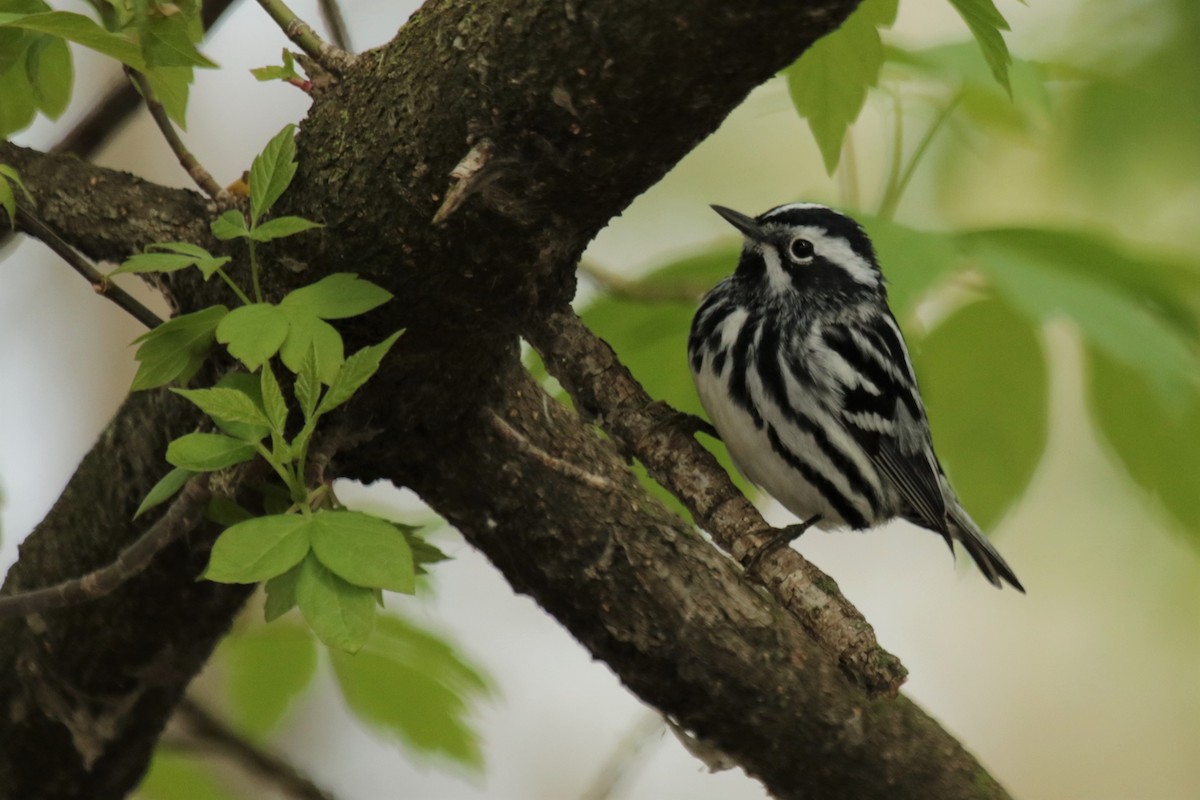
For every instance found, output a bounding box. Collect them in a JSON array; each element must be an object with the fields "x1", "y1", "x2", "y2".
[{"x1": 742, "y1": 515, "x2": 822, "y2": 575}]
